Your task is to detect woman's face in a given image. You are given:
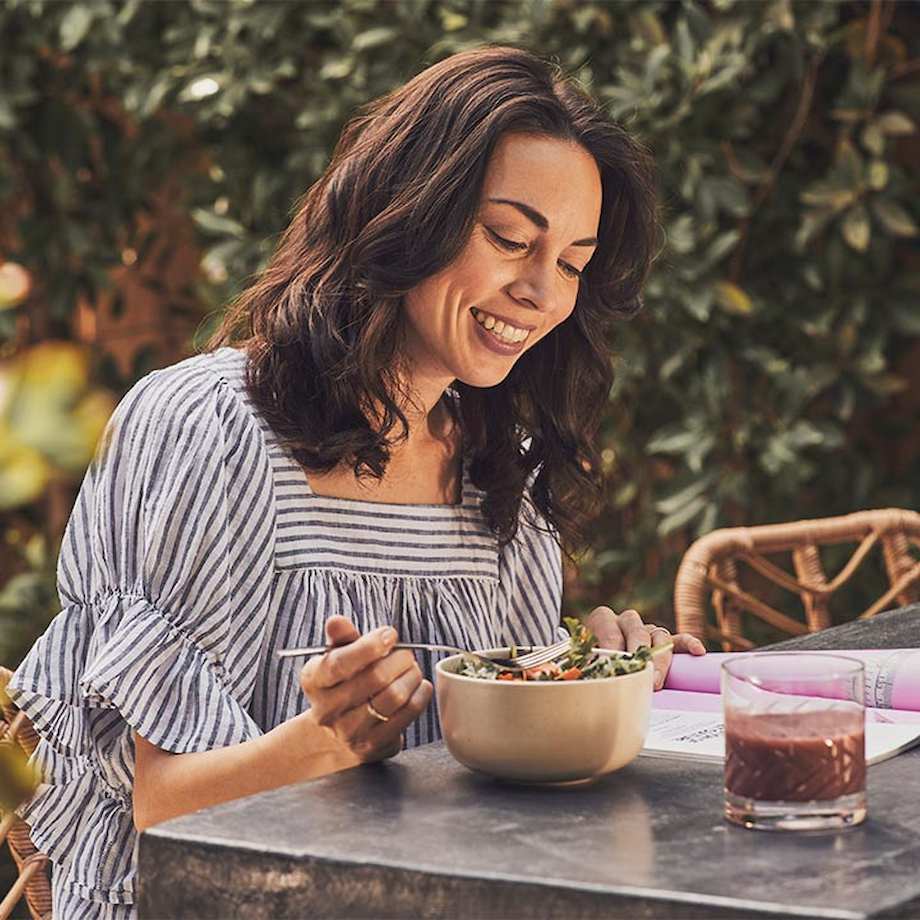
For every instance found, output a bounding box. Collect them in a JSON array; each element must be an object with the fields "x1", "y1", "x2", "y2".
[{"x1": 401, "y1": 132, "x2": 603, "y2": 392}]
